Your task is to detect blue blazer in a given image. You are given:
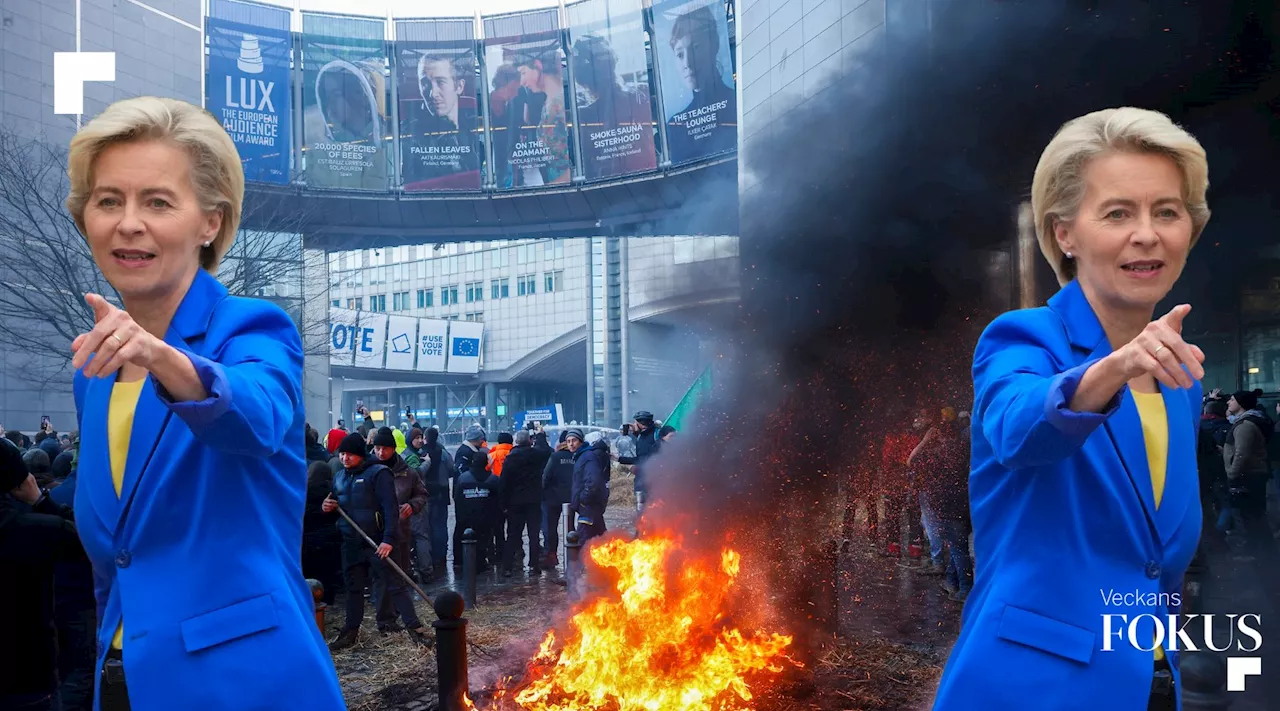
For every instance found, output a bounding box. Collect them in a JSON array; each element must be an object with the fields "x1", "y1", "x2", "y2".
[
  {"x1": 932, "y1": 280, "x2": 1201, "y2": 711},
  {"x1": 74, "y1": 270, "x2": 345, "y2": 711}
]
